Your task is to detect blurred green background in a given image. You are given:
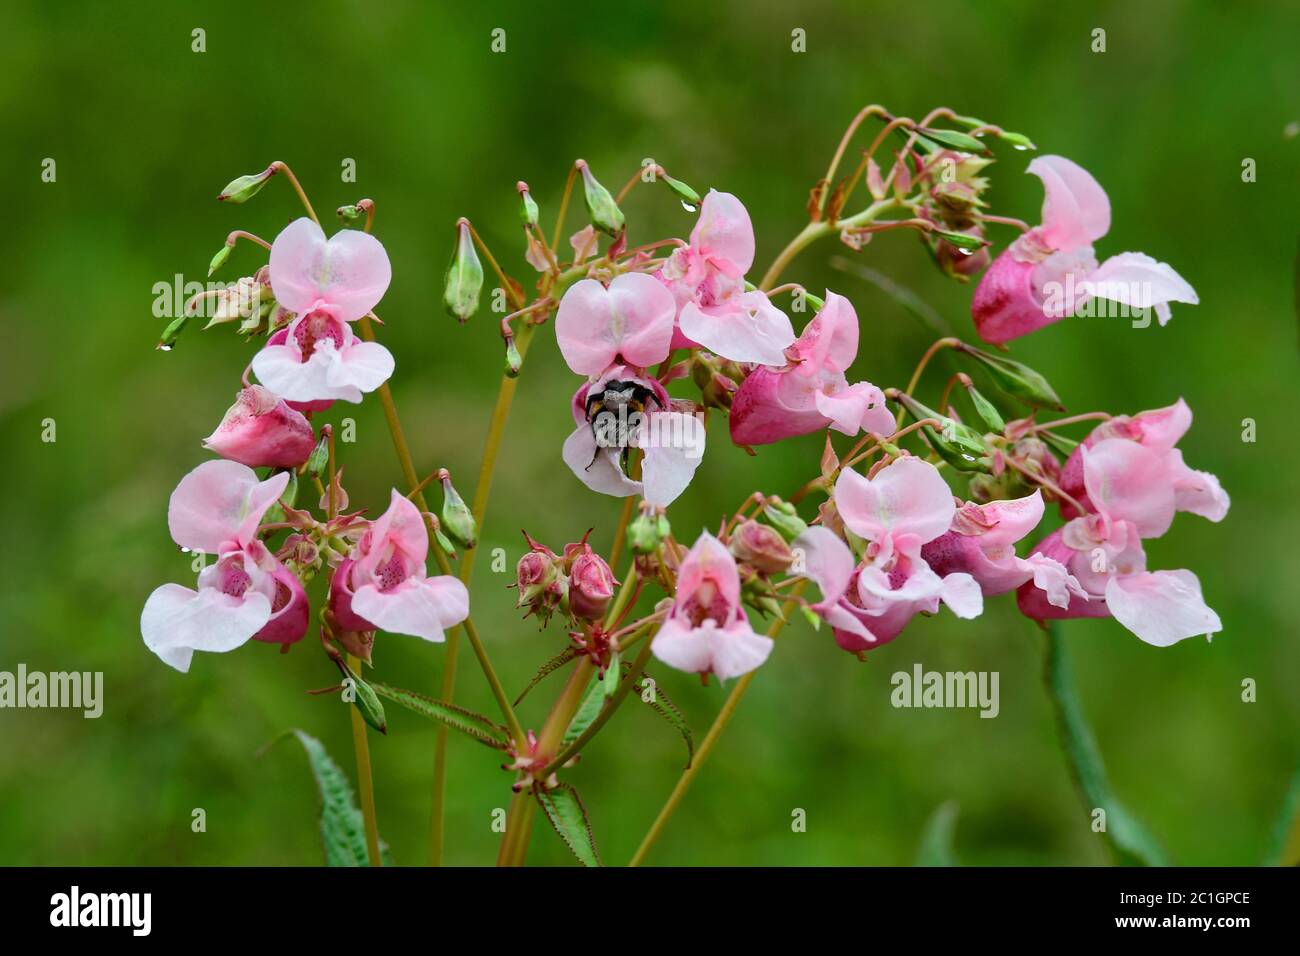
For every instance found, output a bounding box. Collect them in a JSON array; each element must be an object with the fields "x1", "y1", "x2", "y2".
[{"x1": 1, "y1": 0, "x2": 1297, "y2": 866}]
